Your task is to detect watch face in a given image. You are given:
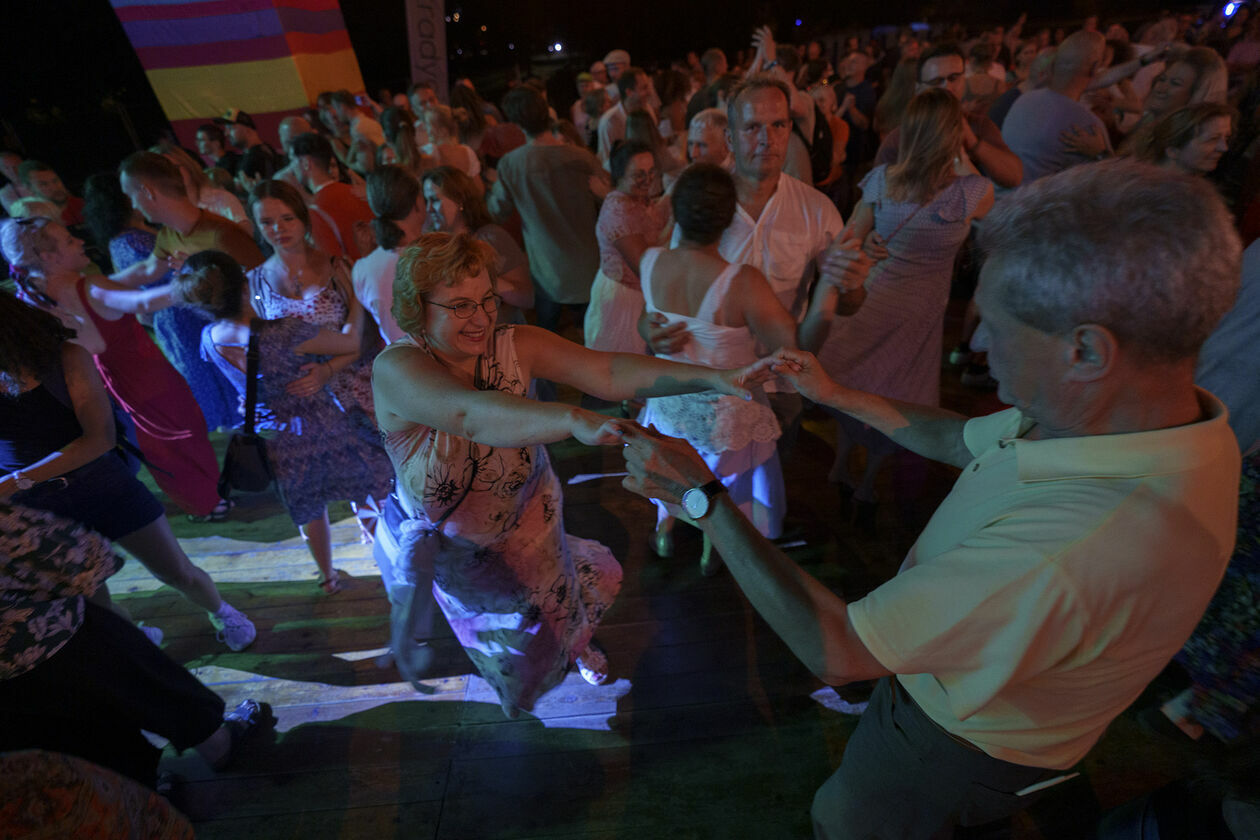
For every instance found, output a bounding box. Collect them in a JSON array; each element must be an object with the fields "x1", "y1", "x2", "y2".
[{"x1": 681, "y1": 487, "x2": 709, "y2": 519}]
